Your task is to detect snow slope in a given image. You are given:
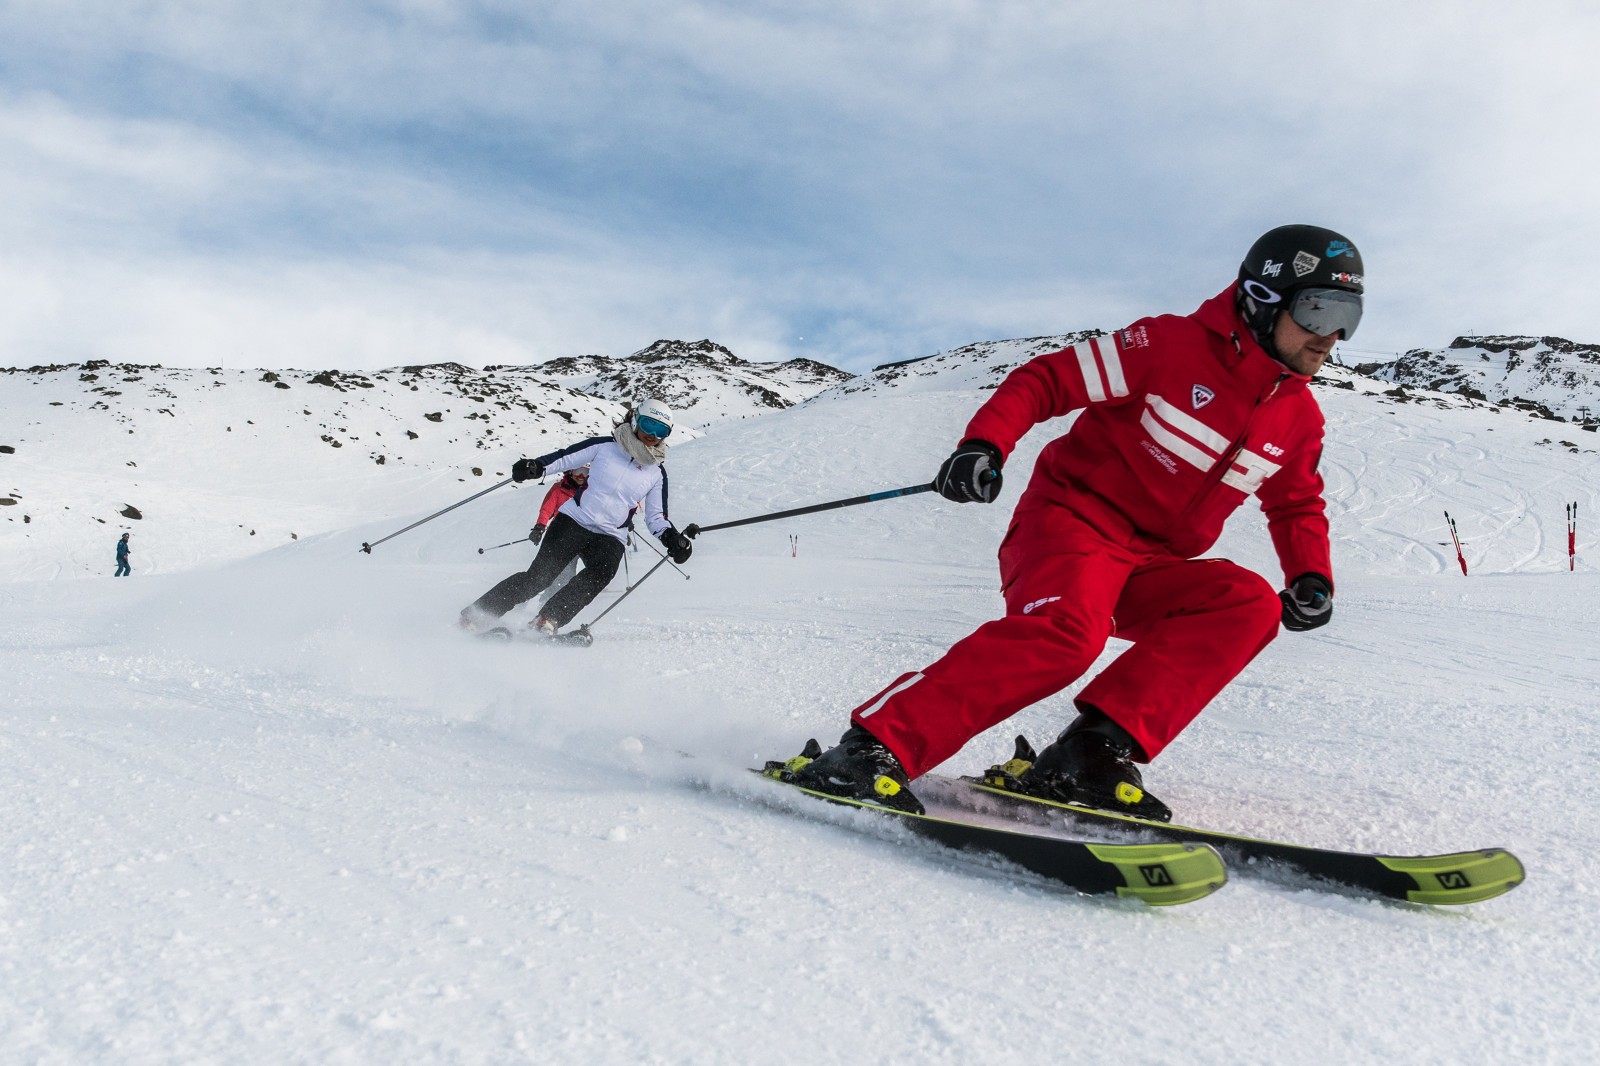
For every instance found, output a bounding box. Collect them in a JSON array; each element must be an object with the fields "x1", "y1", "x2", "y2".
[
  {"x1": 819, "y1": 331, "x2": 1104, "y2": 397},
  {"x1": 2, "y1": 364, "x2": 1599, "y2": 1063},
  {"x1": 0, "y1": 360, "x2": 629, "y2": 580},
  {"x1": 0, "y1": 343, "x2": 850, "y2": 582}
]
